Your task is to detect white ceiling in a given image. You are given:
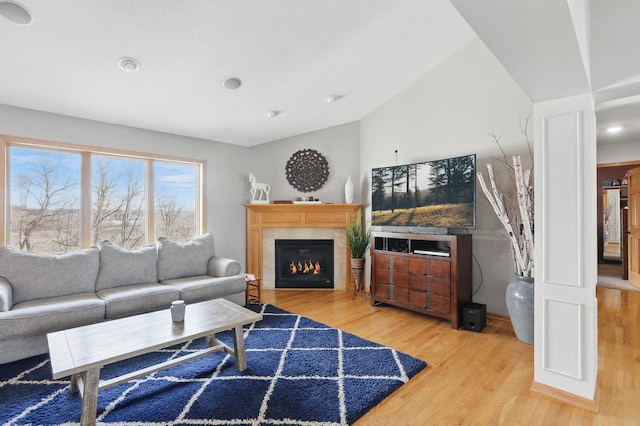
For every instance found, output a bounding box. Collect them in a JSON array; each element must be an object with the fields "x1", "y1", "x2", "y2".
[
  {"x1": 451, "y1": 0, "x2": 640, "y2": 147},
  {"x1": 1, "y1": 1, "x2": 638, "y2": 147},
  {"x1": 0, "y1": 0, "x2": 475, "y2": 146}
]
